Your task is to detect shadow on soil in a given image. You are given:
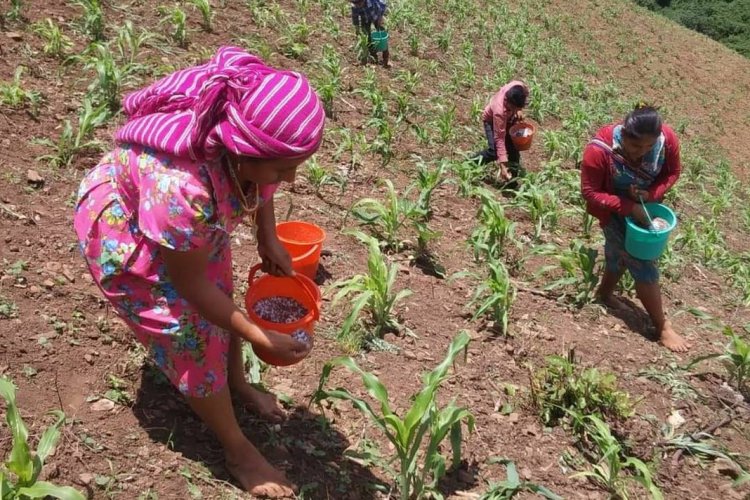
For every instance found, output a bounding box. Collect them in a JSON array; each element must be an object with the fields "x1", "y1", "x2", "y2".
[
  {"x1": 604, "y1": 296, "x2": 658, "y2": 344},
  {"x1": 132, "y1": 365, "x2": 384, "y2": 500}
]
